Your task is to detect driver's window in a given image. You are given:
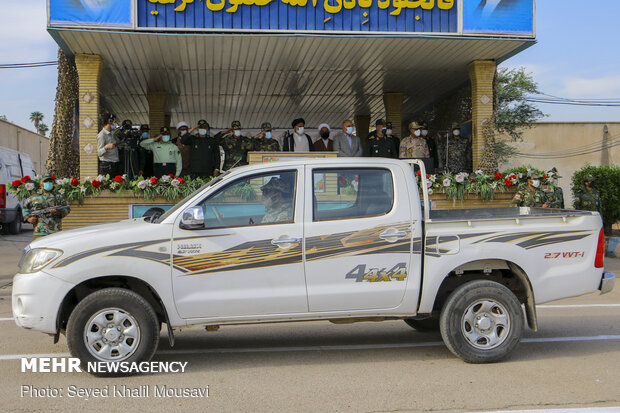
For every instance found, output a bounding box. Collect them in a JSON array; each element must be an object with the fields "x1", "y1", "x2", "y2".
[{"x1": 201, "y1": 171, "x2": 296, "y2": 228}]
